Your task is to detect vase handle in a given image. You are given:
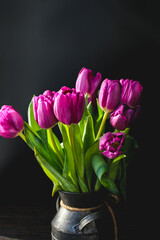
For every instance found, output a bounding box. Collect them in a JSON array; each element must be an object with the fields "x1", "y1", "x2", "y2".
[
  {"x1": 56, "y1": 196, "x2": 60, "y2": 211},
  {"x1": 73, "y1": 202, "x2": 118, "y2": 240},
  {"x1": 73, "y1": 210, "x2": 103, "y2": 233}
]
